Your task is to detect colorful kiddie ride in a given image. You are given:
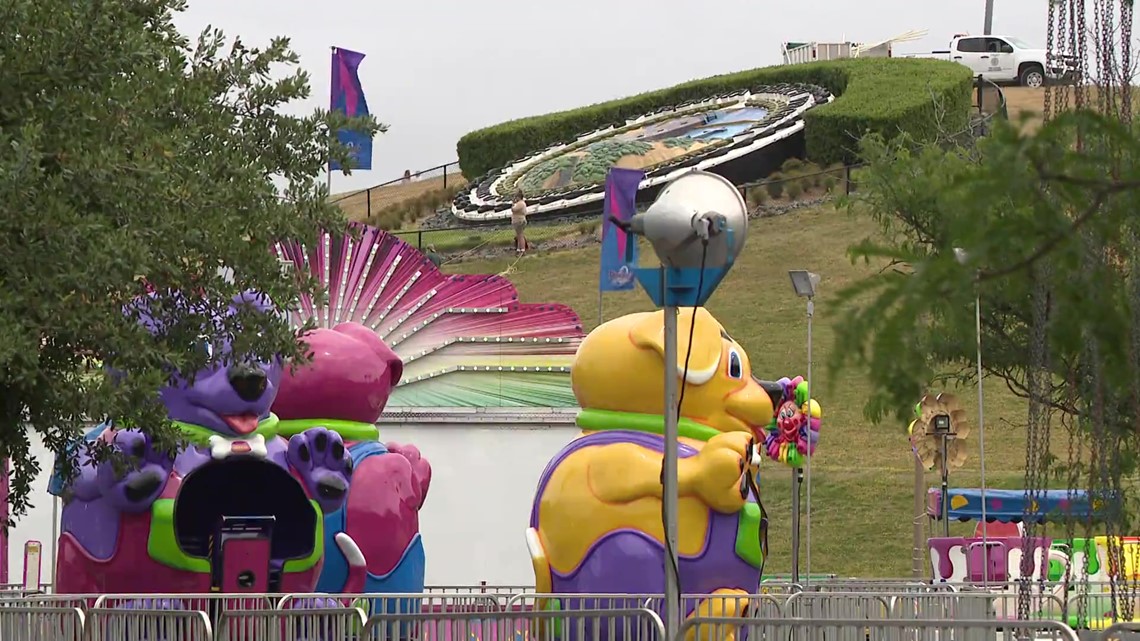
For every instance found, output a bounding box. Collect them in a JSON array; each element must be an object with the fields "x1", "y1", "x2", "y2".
[
  {"x1": 49, "y1": 291, "x2": 366, "y2": 597},
  {"x1": 913, "y1": 398, "x2": 1130, "y2": 628},
  {"x1": 527, "y1": 307, "x2": 822, "y2": 627}
]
